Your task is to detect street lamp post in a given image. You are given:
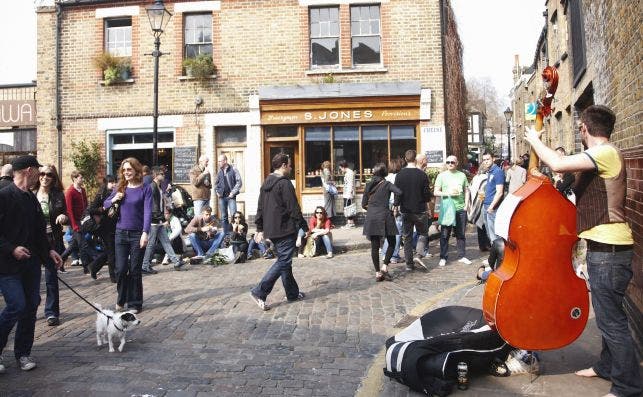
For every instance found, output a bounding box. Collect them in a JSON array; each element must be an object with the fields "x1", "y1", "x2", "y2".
[
  {"x1": 146, "y1": 0, "x2": 172, "y2": 167},
  {"x1": 504, "y1": 107, "x2": 513, "y2": 162}
]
